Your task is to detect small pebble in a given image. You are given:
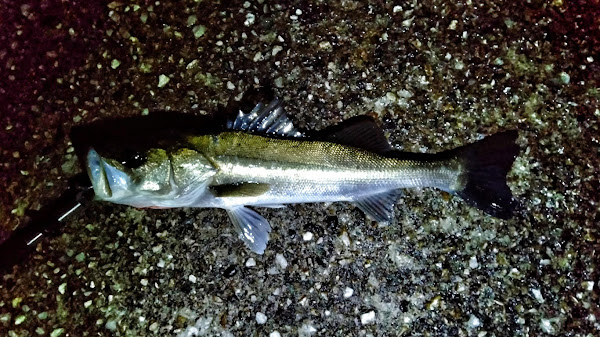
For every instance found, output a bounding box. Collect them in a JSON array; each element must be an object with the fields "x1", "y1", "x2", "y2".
[
  {"x1": 469, "y1": 256, "x2": 479, "y2": 269},
  {"x1": 50, "y1": 328, "x2": 65, "y2": 337},
  {"x1": 274, "y1": 77, "x2": 283, "y2": 88},
  {"x1": 105, "y1": 320, "x2": 118, "y2": 331},
  {"x1": 14, "y1": 314, "x2": 26, "y2": 325},
  {"x1": 275, "y1": 253, "x2": 288, "y2": 269},
  {"x1": 360, "y1": 311, "x2": 375, "y2": 325},
  {"x1": 246, "y1": 258, "x2": 256, "y2": 267},
  {"x1": 343, "y1": 287, "x2": 354, "y2": 298},
  {"x1": 269, "y1": 332, "x2": 281, "y2": 337},
  {"x1": 272, "y1": 45, "x2": 283, "y2": 56},
  {"x1": 531, "y1": 288, "x2": 544, "y2": 303},
  {"x1": 186, "y1": 15, "x2": 197, "y2": 26},
  {"x1": 188, "y1": 275, "x2": 197, "y2": 283},
  {"x1": 540, "y1": 318, "x2": 555, "y2": 334},
  {"x1": 468, "y1": 315, "x2": 481, "y2": 328},
  {"x1": 158, "y1": 74, "x2": 170, "y2": 88},
  {"x1": 559, "y1": 71, "x2": 570, "y2": 84},
  {"x1": 255, "y1": 312, "x2": 267, "y2": 324},
  {"x1": 299, "y1": 323, "x2": 317, "y2": 335},
  {"x1": 340, "y1": 231, "x2": 351, "y2": 246},
  {"x1": 303, "y1": 232, "x2": 313, "y2": 241},
  {"x1": 192, "y1": 25, "x2": 206, "y2": 39},
  {"x1": 244, "y1": 13, "x2": 255, "y2": 26}
]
